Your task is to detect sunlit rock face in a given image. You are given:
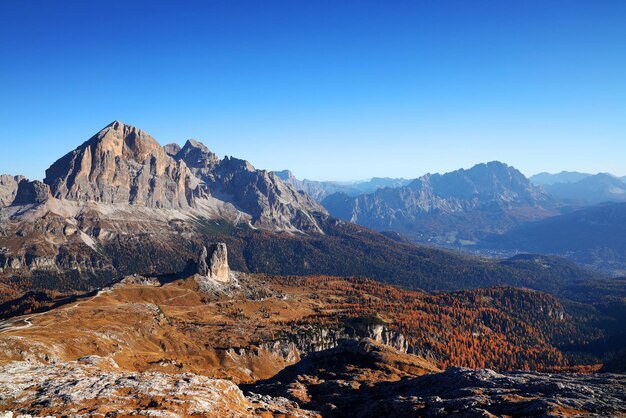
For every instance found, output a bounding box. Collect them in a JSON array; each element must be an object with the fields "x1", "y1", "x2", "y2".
[
  {"x1": 44, "y1": 120, "x2": 198, "y2": 209},
  {"x1": 196, "y1": 243, "x2": 230, "y2": 283},
  {"x1": 0, "y1": 175, "x2": 25, "y2": 207}
]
